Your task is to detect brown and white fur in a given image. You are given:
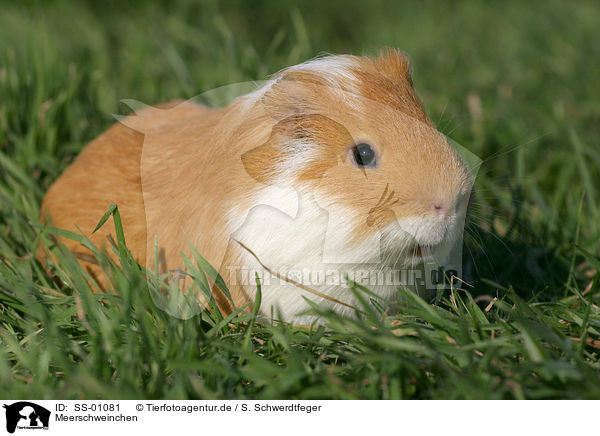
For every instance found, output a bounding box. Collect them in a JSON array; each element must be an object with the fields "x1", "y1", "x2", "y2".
[{"x1": 39, "y1": 49, "x2": 473, "y2": 324}]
